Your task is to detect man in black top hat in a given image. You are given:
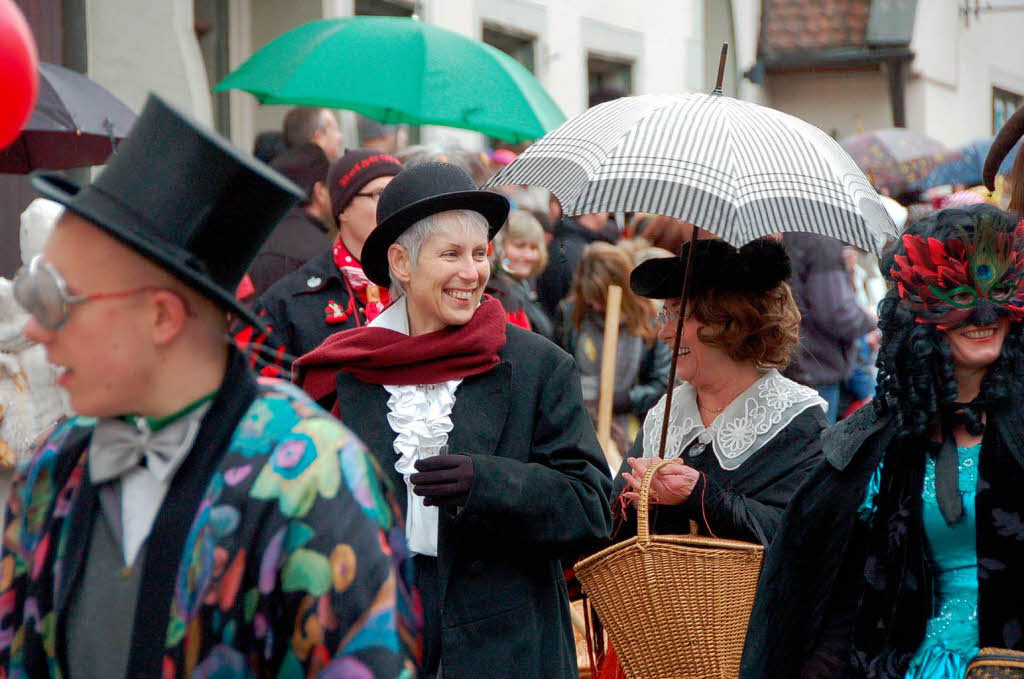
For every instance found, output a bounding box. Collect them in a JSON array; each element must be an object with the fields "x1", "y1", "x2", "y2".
[
  {"x1": 1, "y1": 94, "x2": 415, "y2": 678},
  {"x1": 247, "y1": 143, "x2": 335, "y2": 297}
]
